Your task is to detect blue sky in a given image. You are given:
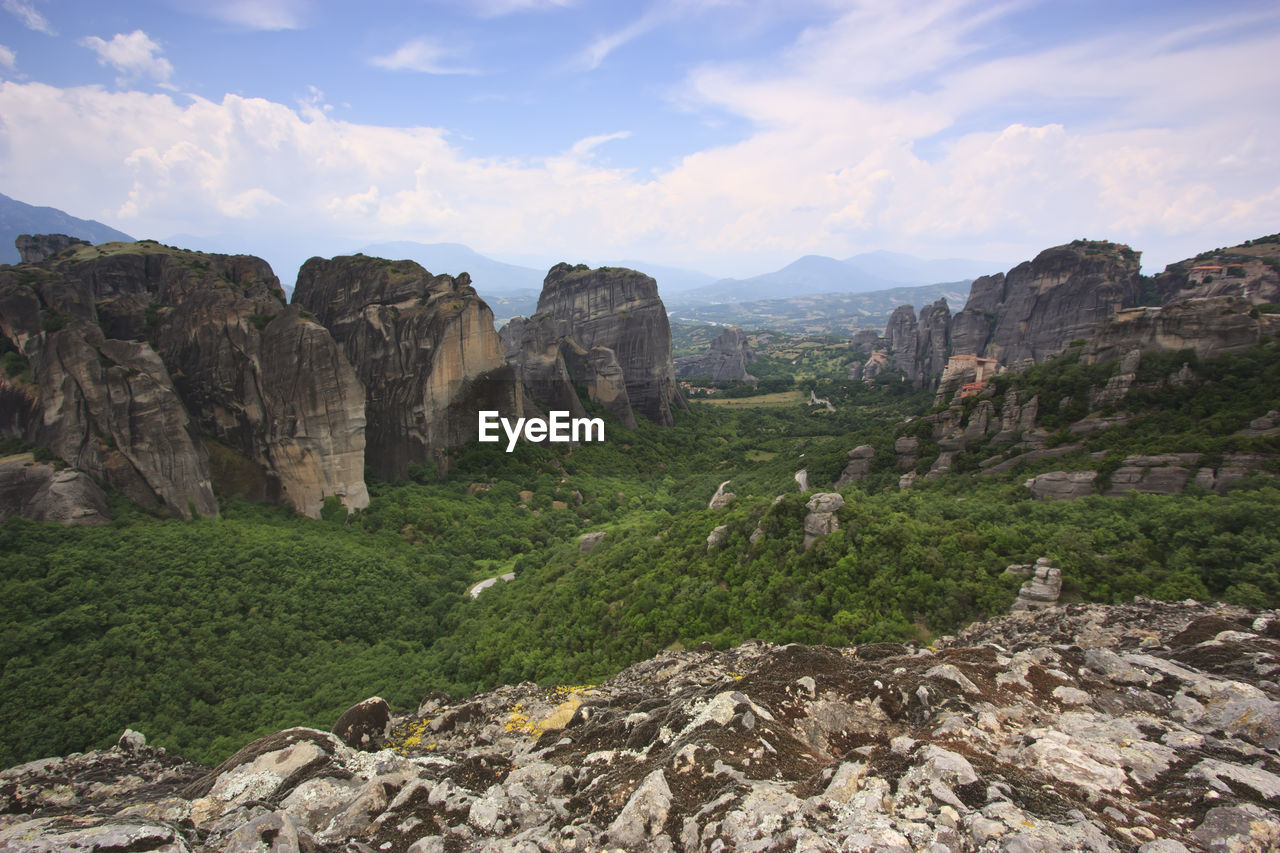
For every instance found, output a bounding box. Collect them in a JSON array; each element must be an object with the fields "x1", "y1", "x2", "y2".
[{"x1": 1, "y1": 0, "x2": 1278, "y2": 284}]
